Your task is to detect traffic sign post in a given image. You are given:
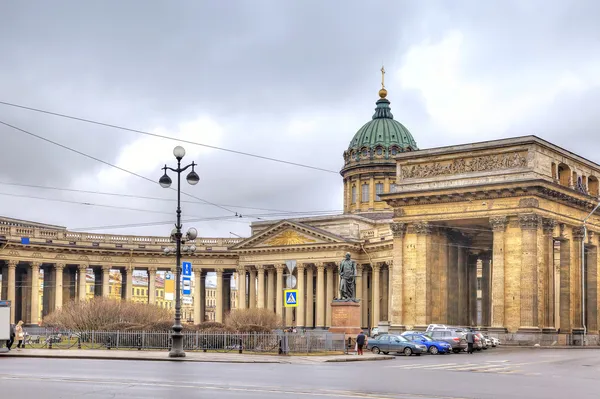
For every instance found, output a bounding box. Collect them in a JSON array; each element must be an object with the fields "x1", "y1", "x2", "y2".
[
  {"x1": 182, "y1": 277, "x2": 191, "y2": 296},
  {"x1": 182, "y1": 261, "x2": 192, "y2": 277},
  {"x1": 284, "y1": 289, "x2": 298, "y2": 308}
]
